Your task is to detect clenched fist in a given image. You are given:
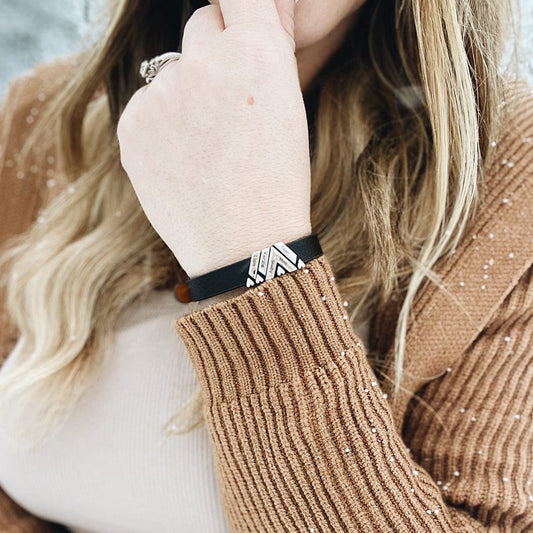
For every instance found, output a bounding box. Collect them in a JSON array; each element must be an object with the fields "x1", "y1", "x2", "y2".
[{"x1": 117, "y1": 0, "x2": 312, "y2": 279}]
